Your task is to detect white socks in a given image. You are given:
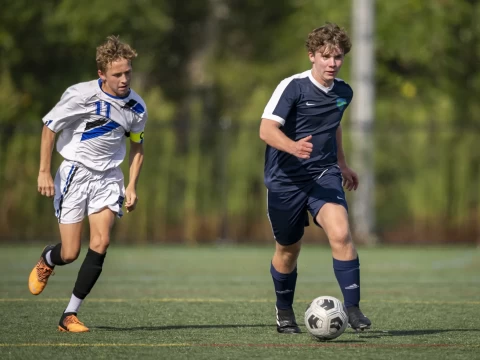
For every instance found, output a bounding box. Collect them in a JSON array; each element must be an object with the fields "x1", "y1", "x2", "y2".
[
  {"x1": 45, "y1": 250, "x2": 54, "y2": 267},
  {"x1": 65, "y1": 294, "x2": 83, "y2": 314}
]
